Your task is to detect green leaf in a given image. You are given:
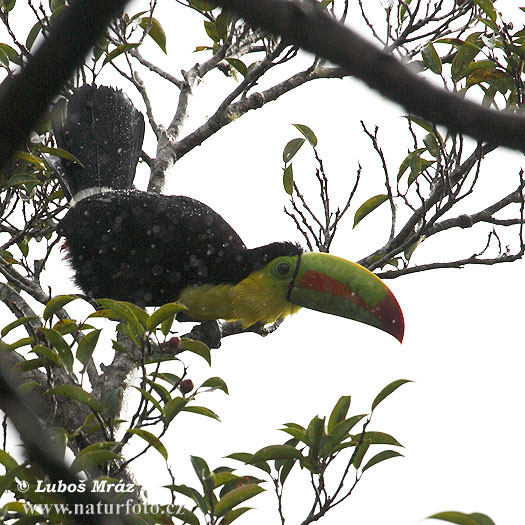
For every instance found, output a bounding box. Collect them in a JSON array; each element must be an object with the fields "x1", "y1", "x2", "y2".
[
  {"x1": 139, "y1": 17, "x2": 167, "y2": 53},
  {"x1": 357, "y1": 431, "x2": 403, "y2": 447},
  {"x1": 283, "y1": 164, "x2": 294, "y2": 195},
  {"x1": 191, "y1": 455, "x2": 211, "y2": 484},
  {"x1": 220, "y1": 507, "x2": 252, "y2": 525},
  {"x1": 39, "y1": 146, "x2": 84, "y2": 166},
  {"x1": 146, "y1": 302, "x2": 187, "y2": 332},
  {"x1": 421, "y1": 43, "x2": 442, "y2": 74},
  {"x1": 183, "y1": 405, "x2": 221, "y2": 421},
  {"x1": 0, "y1": 47, "x2": 9, "y2": 66},
  {"x1": 204, "y1": 20, "x2": 220, "y2": 42},
  {"x1": 353, "y1": 194, "x2": 388, "y2": 228},
  {"x1": 327, "y1": 395, "x2": 351, "y2": 433},
  {"x1": 214, "y1": 484, "x2": 264, "y2": 517},
  {"x1": 180, "y1": 338, "x2": 211, "y2": 365},
  {"x1": 371, "y1": 379, "x2": 412, "y2": 411},
  {"x1": 1, "y1": 316, "x2": 39, "y2": 337},
  {"x1": 200, "y1": 376, "x2": 229, "y2": 394},
  {"x1": 76, "y1": 329, "x2": 101, "y2": 368},
  {"x1": 473, "y1": 0, "x2": 496, "y2": 22},
  {"x1": 31, "y1": 345, "x2": 63, "y2": 367},
  {"x1": 293, "y1": 124, "x2": 317, "y2": 147},
  {"x1": 169, "y1": 484, "x2": 208, "y2": 514},
  {"x1": 46, "y1": 385, "x2": 101, "y2": 412},
  {"x1": 427, "y1": 511, "x2": 495, "y2": 525},
  {"x1": 1, "y1": 174, "x2": 40, "y2": 188},
  {"x1": 226, "y1": 58, "x2": 248, "y2": 76},
  {"x1": 283, "y1": 138, "x2": 305, "y2": 163},
  {"x1": 423, "y1": 133, "x2": 441, "y2": 159},
  {"x1": 0, "y1": 43, "x2": 21, "y2": 65},
  {"x1": 0, "y1": 450, "x2": 18, "y2": 470},
  {"x1": 305, "y1": 416, "x2": 325, "y2": 449},
  {"x1": 250, "y1": 445, "x2": 302, "y2": 463},
  {"x1": 164, "y1": 397, "x2": 188, "y2": 424},
  {"x1": 352, "y1": 439, "x2": 370, "y2": 468},
  {"x1": 71, "y1": 450, "x2": 121, "y2": 473},
  {"x1": 39, "y1": 328, "x2": 73, "y2": 370},
  {"x1": 361, "y1": 449, "x2": 403, "y2": 472},
  {"x1": 127, "y1": 428, "x2": 168, "y2": 460},
  {"x1": 103, "y1": 43, "x2": 139, "y2": 65},
  {"x1": 133, "y1": 386, "x2": 164, "y2": 415},
  {"x1": 26, "y1": 20, "x2": 43, "y2": 51},
  {"x1": 280, "y1": 423, "x2": 307, "y2": 443},
  {"x1": 451, "y1": 34, "x2": 482, "y2": 81},
  {"x1": 43, "y1": 294, "x2": 78, "y2": 321},
  {"x1": 190, "y1": 0, "x2": 217, "y2": 11}
]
